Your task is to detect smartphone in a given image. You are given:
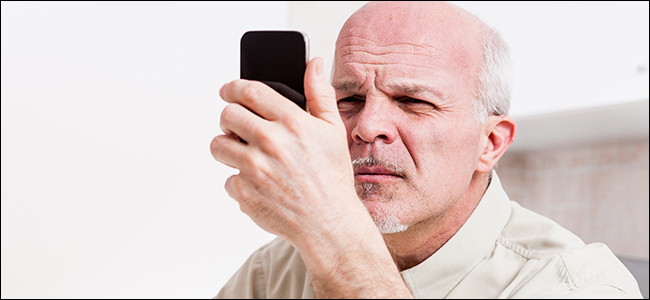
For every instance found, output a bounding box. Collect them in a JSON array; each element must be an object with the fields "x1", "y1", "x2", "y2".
[{"x1": 240, "y1": 30, "x2": 309, "y2": 110}]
